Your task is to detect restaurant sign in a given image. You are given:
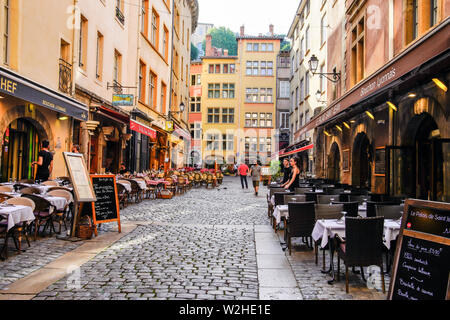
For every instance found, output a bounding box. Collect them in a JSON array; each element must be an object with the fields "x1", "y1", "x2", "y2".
[
  {"x1": 0, "y1": 67, "x2": 88, "y2": 121},
  {"x1": 130, "y1": 119, "x2": 156, "y2": 139},
  {"x1": 166, "y1": 121, "x2": 174, "y2": 132},
  {"x1": 112, "y1": 94, "x2": 134, "y2": 107}
]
